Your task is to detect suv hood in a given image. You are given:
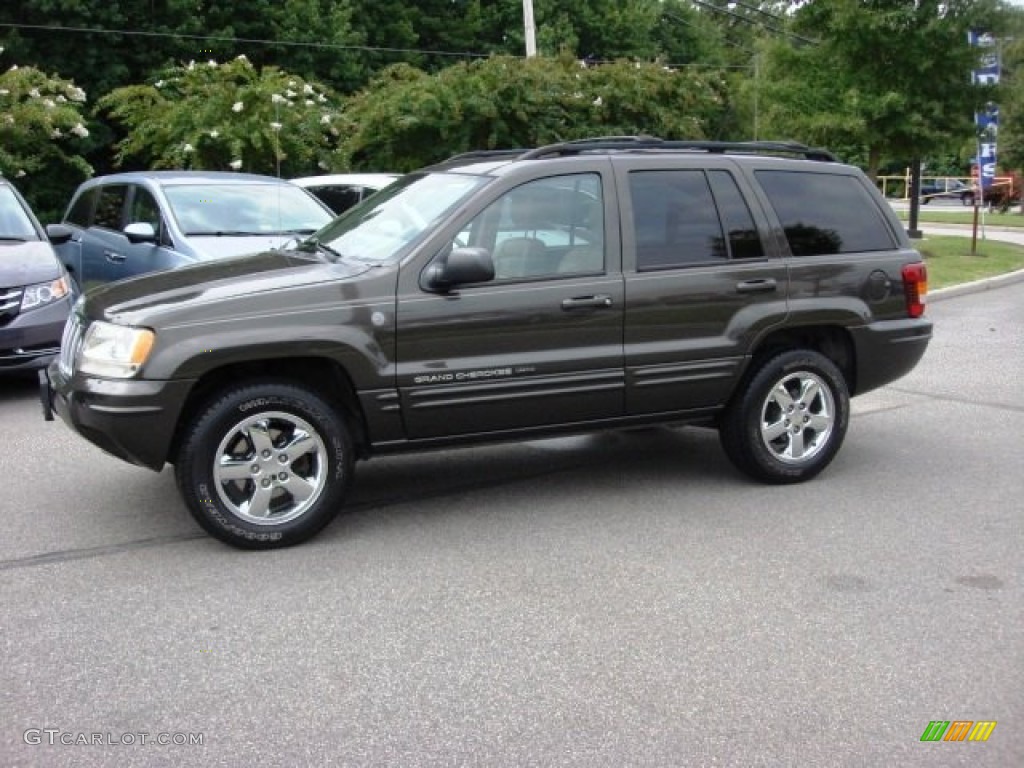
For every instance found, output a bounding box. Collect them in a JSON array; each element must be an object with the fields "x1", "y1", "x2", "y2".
[
  {"x1": 0, "y1": 240, "x2": 64, "y2": 286},
  {"x1": 85, "y1": 249, "x2": 373, "y2": 323}
]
